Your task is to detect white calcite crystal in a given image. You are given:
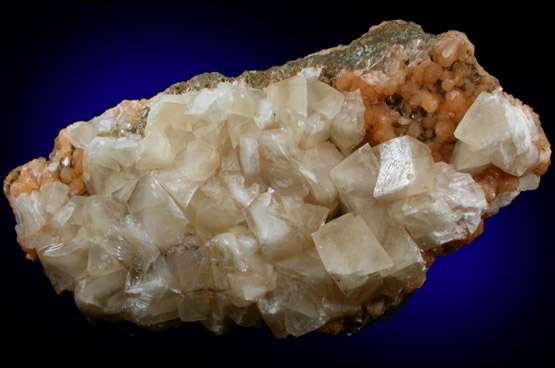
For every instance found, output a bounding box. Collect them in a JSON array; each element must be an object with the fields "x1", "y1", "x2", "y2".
[
  {"x1": 388, "y1": 162, "x2": 487, "y2": 249},
  {"x1": 452, "y1": 89, "x2": 540, "y2": 176},
  {"x1": 4, "y1": 21, "x2": 550, "y2": 338},
  {"x1": 374, "y1": 136, "x2": 435, "y2": 202},
  {"x1": 311, "y1": 213, "x2": 393, "y2": 297}
]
